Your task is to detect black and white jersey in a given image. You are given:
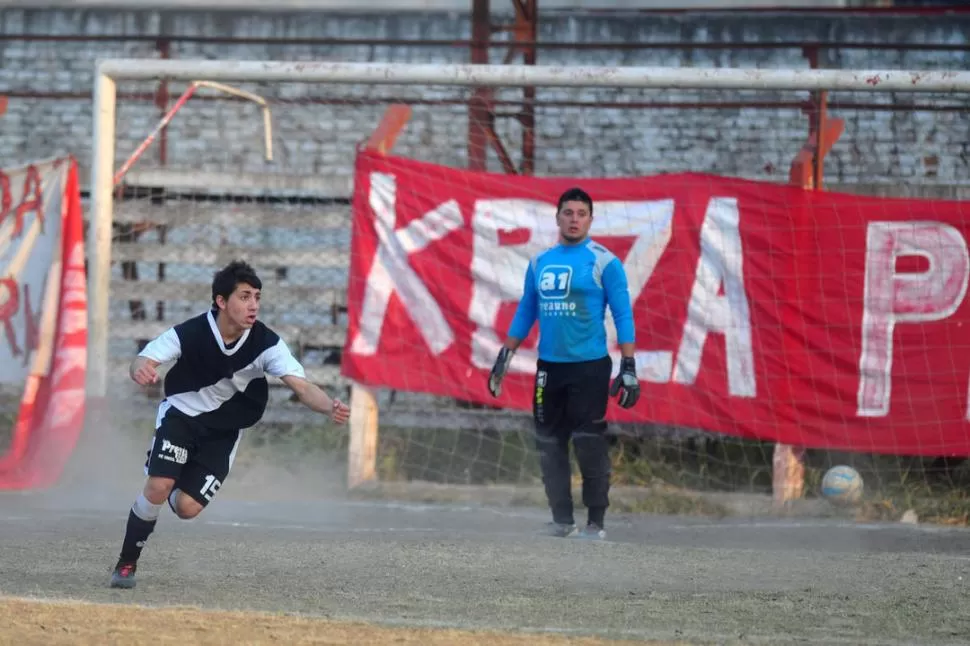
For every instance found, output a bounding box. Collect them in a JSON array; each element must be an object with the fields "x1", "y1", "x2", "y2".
[{"x1": 138, "y1": 309, "x2": 306, "y2": 431}]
